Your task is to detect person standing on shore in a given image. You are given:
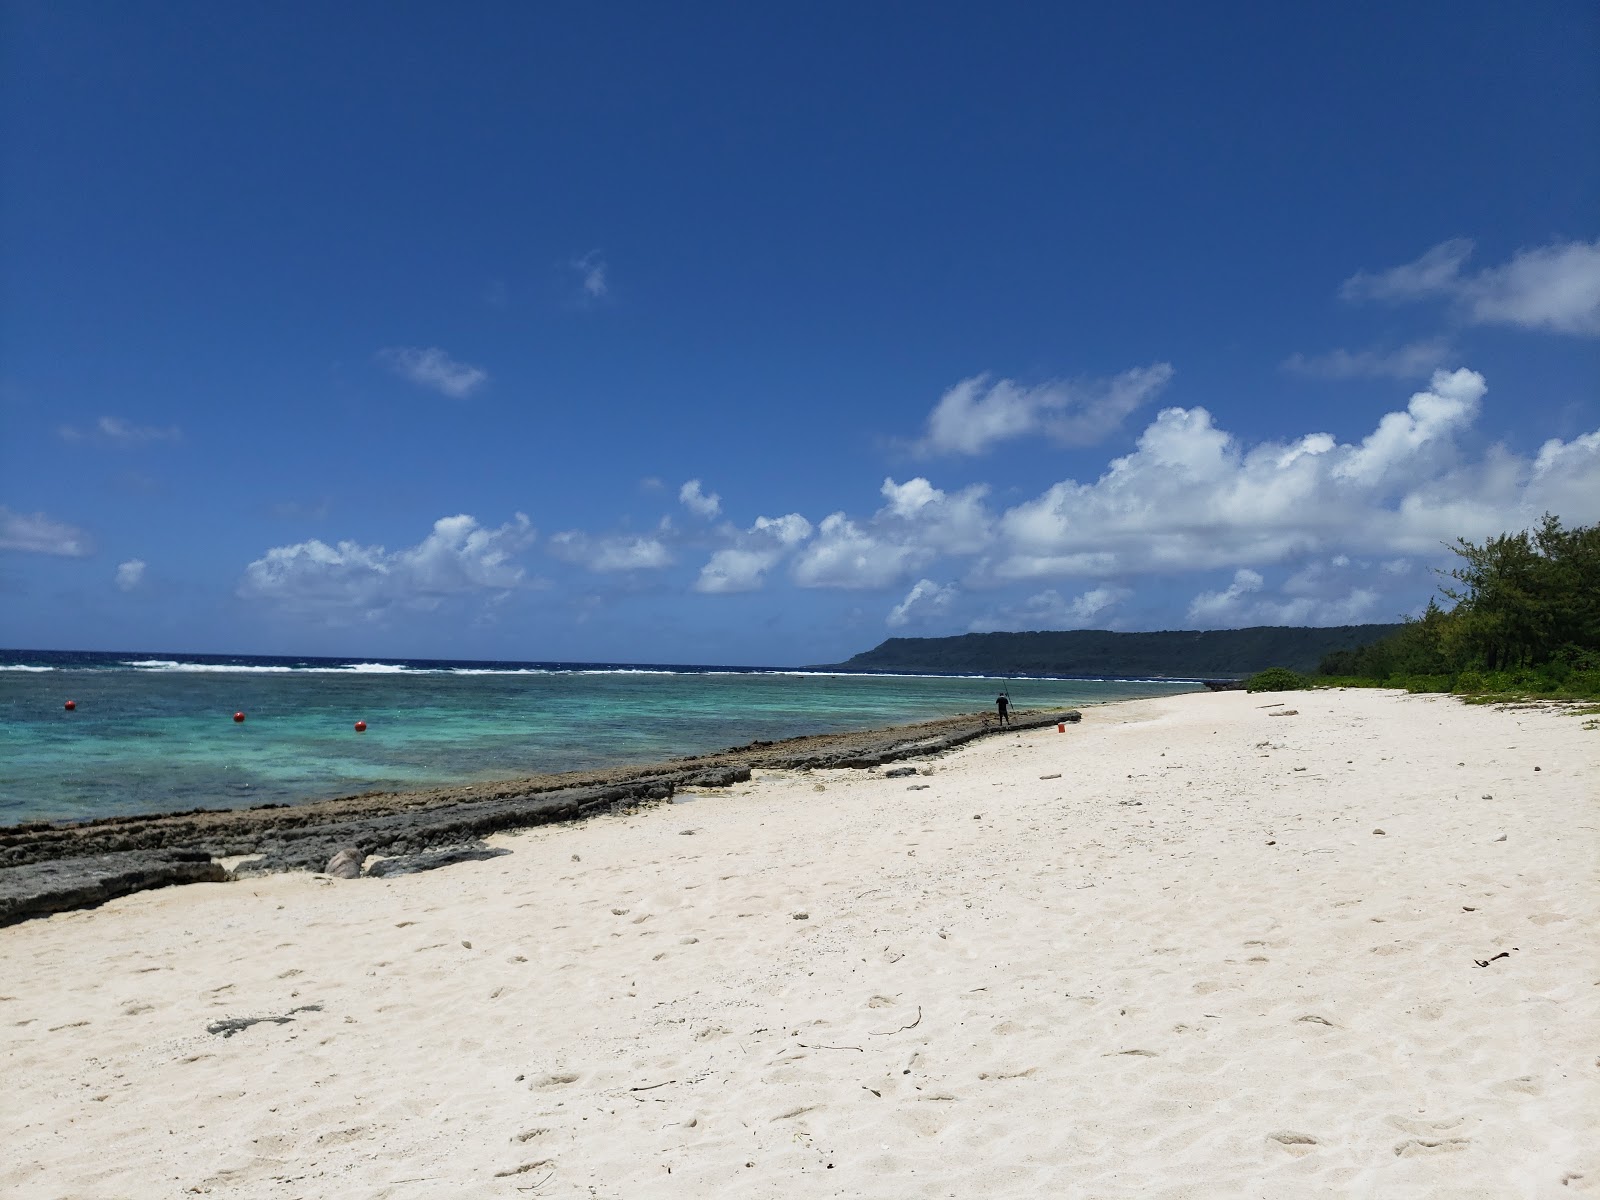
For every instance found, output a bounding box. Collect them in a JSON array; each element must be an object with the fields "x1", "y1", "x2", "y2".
[{"x1": 996, "y1": 690, "x2": 1011, "y2": 727}]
